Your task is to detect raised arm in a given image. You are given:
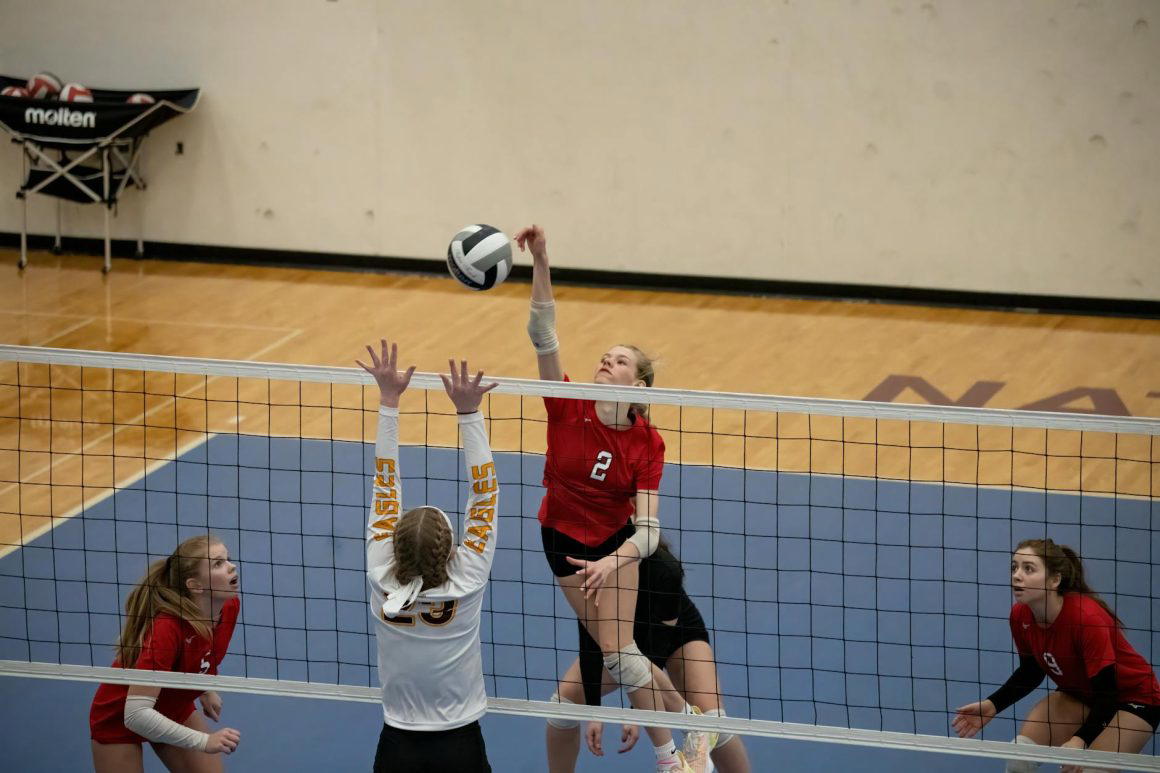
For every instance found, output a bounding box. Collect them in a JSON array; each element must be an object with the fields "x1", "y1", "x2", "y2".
[
  {"x1": 515, "y1": 224, "x2": 564, "y2": 381},
  {"x1": 441, "y1": 359, "x2": 500, "y2": 586},
  {"x1": 357, "y1": 340, "x2": 415, "y2": 595}
]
